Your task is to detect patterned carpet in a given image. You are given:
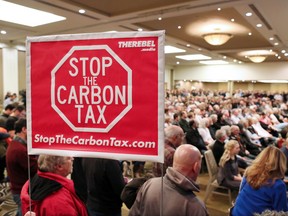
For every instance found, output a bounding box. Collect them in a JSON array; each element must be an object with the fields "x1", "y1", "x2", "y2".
[{"x1": 0, "y1": 183, "x2": 17, "y2": 216}]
